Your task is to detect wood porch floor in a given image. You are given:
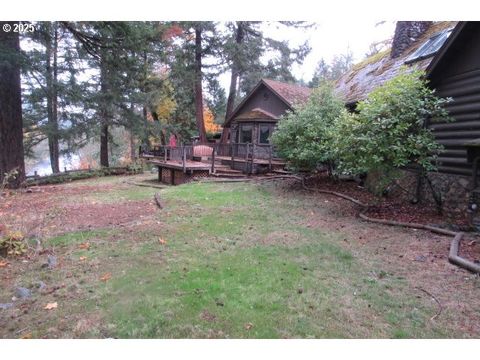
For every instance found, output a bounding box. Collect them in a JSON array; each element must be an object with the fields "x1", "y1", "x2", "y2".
[{"x1": 214, "y1": 155, "x2": 286, "y2": 166}]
